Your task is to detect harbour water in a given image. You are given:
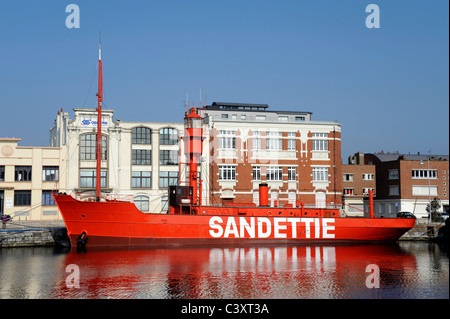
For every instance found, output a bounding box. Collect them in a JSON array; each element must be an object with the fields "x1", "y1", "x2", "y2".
[{"x1": 0, "y1": 242, "x2": 448, "y2": 300}]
